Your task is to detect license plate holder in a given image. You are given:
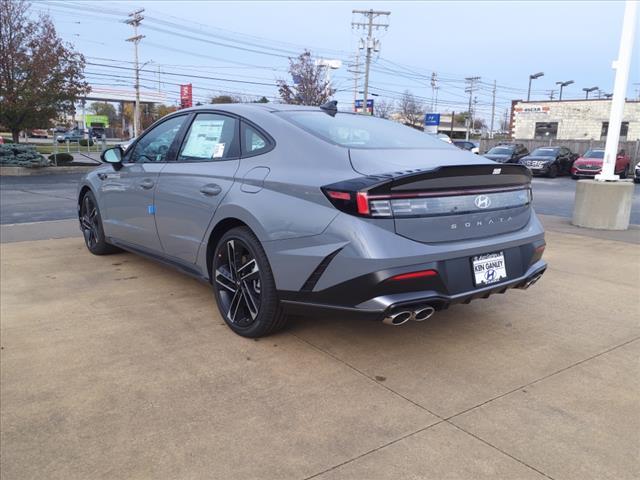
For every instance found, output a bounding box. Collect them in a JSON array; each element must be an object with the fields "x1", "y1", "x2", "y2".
[{"x1": 472, "y1": 252, "x2": 507, "y2": 286}]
